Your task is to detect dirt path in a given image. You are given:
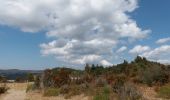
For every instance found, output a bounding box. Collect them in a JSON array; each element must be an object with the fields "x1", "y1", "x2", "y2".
[
  {"x1": 0, "y1": 83, "x2": 27, "y2": 100},
  {"x1": 2, "y1": 89, "x2": 26, "y2": 100}
]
